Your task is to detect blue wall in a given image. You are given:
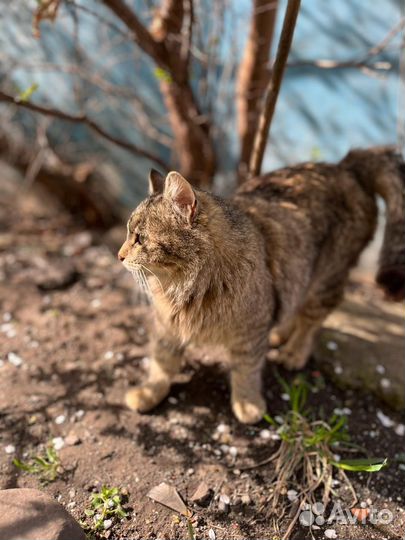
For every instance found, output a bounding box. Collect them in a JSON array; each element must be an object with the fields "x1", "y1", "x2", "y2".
[{"x1": 0, "y1": 0, "x2": 402, "y2": 204}]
